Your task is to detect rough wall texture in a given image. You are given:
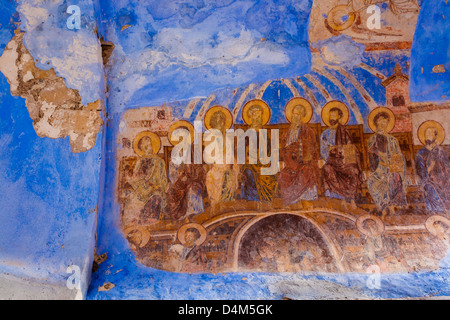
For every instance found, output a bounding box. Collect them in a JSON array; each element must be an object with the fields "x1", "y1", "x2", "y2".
[
  {"x1": 0, "y1": 0, "x2": 104, "y2": 299},
  {"x1": 0, "y1": 32, "x2": 103, "y2": 153}
]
